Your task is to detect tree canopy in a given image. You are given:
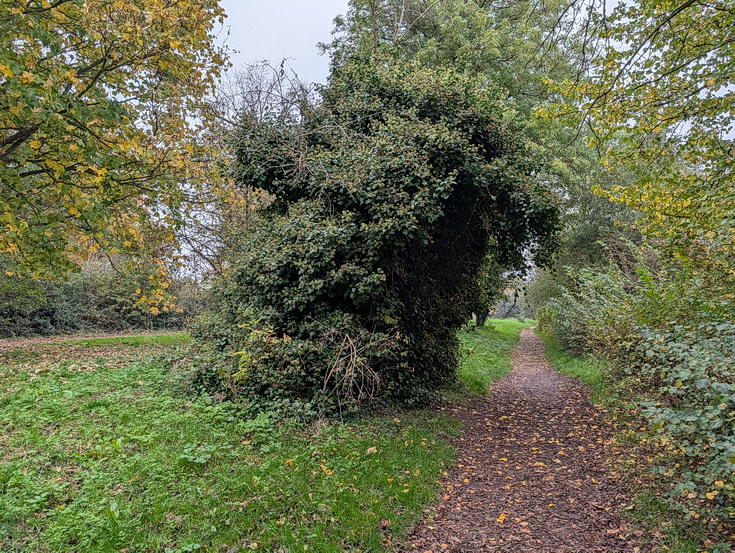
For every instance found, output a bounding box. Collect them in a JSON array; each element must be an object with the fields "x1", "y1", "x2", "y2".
[
  {"x1": 0, "y1": 0, "x2": 228, "y2": 278},
  {"x1": 565, "y1": 0, "x2": 735, "y2": 284}
]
